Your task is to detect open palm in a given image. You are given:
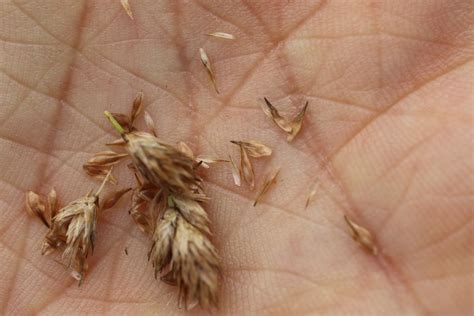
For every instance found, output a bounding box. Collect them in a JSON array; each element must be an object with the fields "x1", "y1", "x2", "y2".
[{"x1": 1, "y1": 0, "x2": 473, "y2": 315}]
